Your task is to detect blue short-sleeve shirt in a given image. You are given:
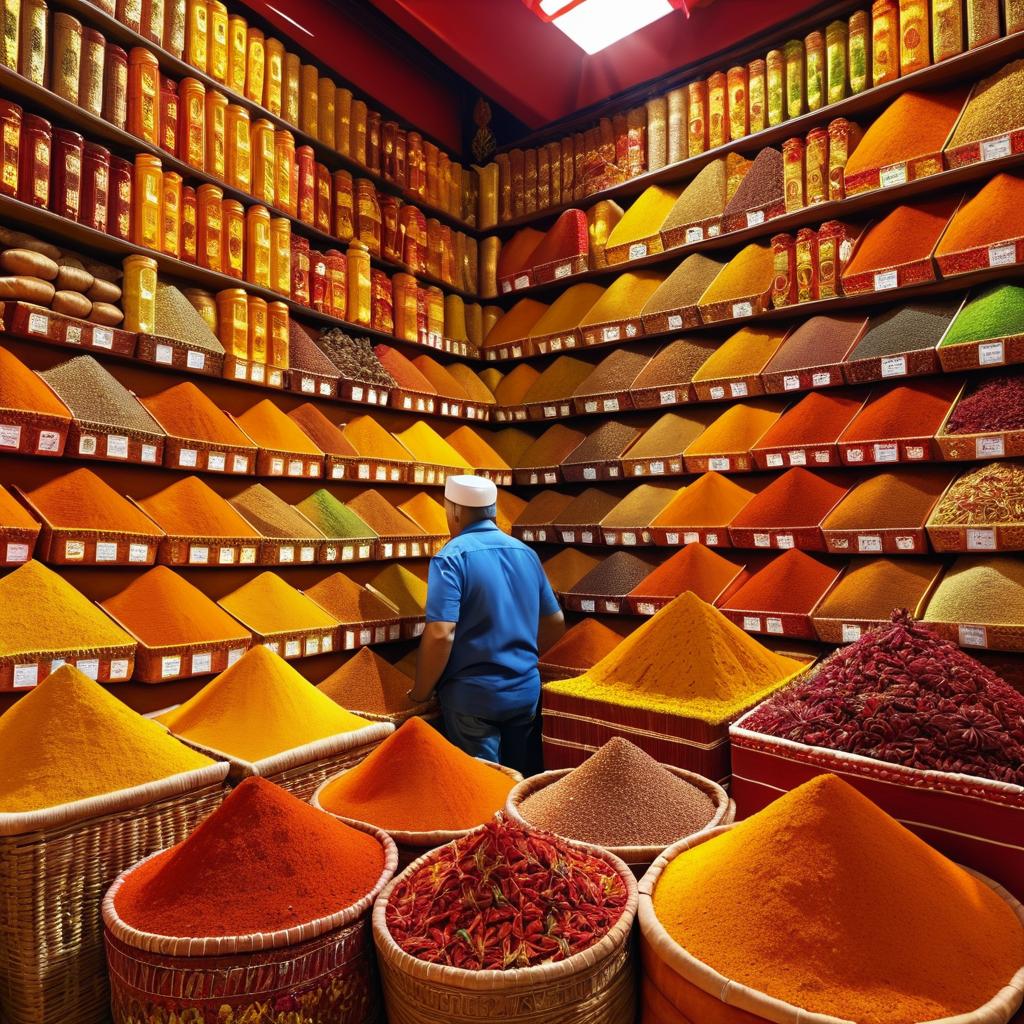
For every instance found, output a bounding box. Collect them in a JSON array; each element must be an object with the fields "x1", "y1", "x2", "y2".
[{"x1": 425, "y1": 520, "x2": 560, "y2": 718}]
